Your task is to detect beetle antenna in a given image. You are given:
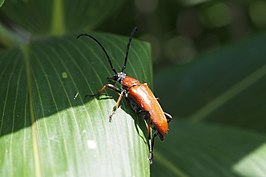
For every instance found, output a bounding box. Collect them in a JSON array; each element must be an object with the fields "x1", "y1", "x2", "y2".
[
  {"x1": 121, "y1": 26, "x2": 138, "y2": 72},
  {"x1": 77, "y1": 34, "x2": 117, "y2": 74}
]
